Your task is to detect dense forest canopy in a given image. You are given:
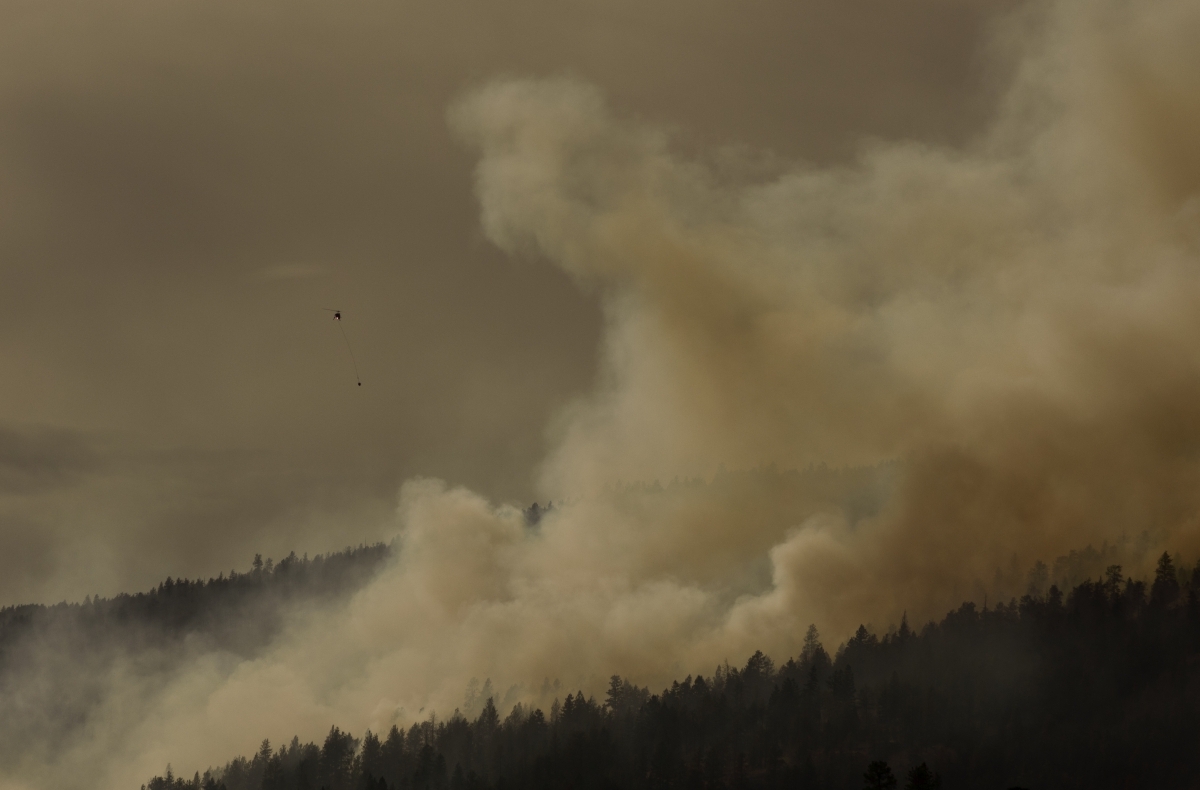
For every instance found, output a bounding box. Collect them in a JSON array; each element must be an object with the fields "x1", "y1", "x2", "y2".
[{"x1": 143, "y1": 552, "x2": 1200, "y2": 790}]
